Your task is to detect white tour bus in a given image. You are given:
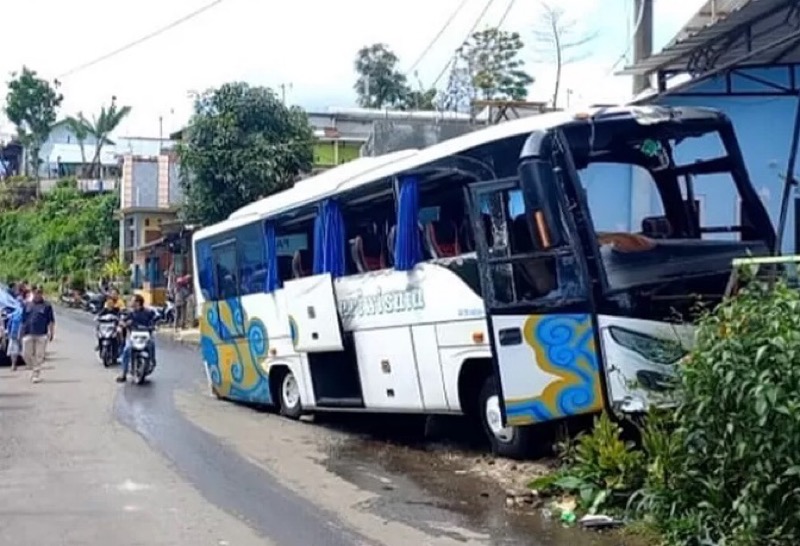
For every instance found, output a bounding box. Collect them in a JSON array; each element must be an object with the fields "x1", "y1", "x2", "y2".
[{"x1": 192, "y1": 106, "x2": 775, "y2": 458}]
